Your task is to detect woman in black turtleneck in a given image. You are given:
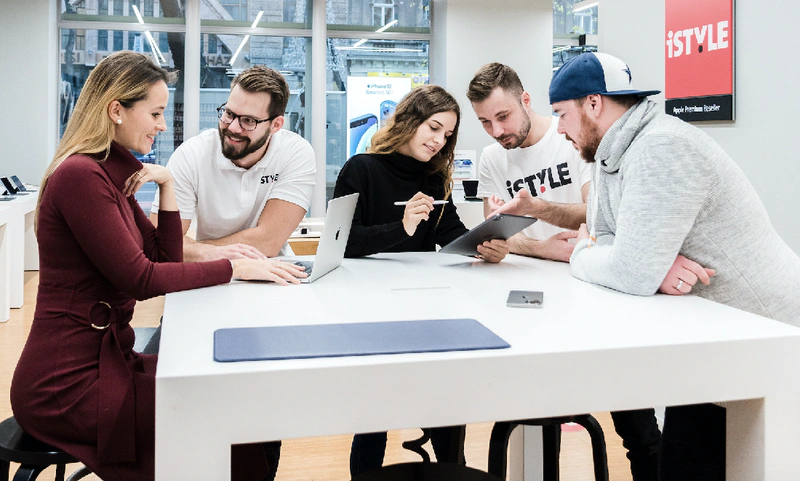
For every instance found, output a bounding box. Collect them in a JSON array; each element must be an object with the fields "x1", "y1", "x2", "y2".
[
  {"x1": 334, "y1": 85, "x2": 508, "y2": 261},
  {"x1": 333, "y1": 85, "x2": 508, "y2": 476}
]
